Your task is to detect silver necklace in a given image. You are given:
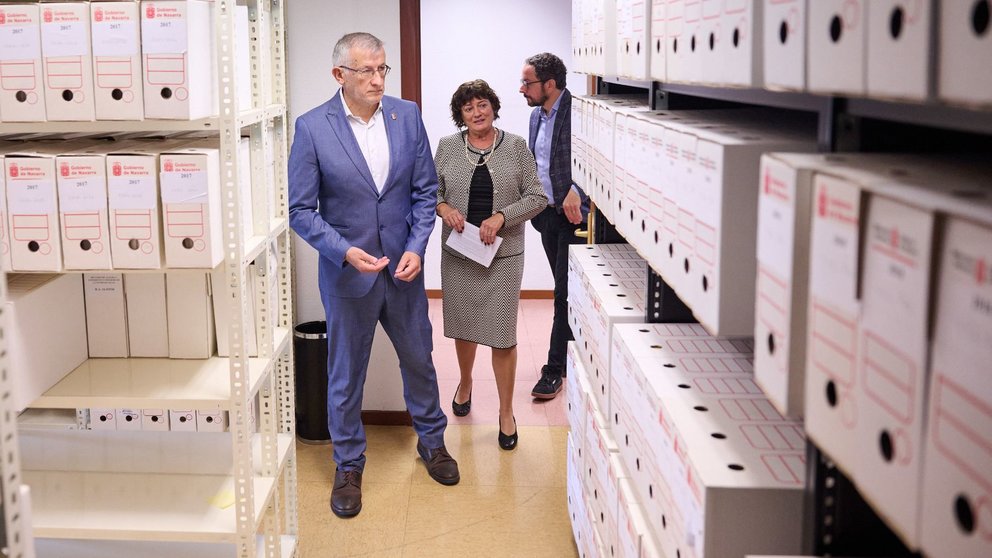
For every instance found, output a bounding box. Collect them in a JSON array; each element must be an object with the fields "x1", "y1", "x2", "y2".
[{"x1": 464, "y1": 128, "x2": 498, "y2": 167}]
